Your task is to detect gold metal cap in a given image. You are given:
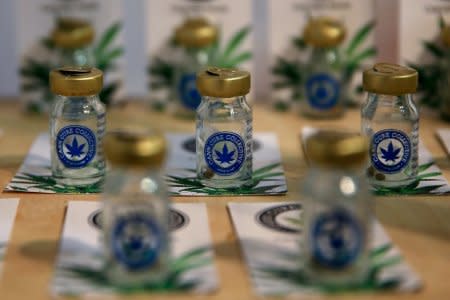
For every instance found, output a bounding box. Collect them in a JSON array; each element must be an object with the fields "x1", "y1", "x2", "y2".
[
  {"x1": 363, "y1": 63, "x2": 418, "y2": 95},
  {"x1": 442, "y1": 25, "x2": 450, "y2": 47},
  {"x1": 305, "y1": 130, "x2": 369, "y2": 169},
  {"x1": 196, "y1": 67, "x2": 250, "y2": 98},
  {"x1": 303, "y1": 16, "x2": 346, "y2": 48},
  {"x1": 51, "y1": 18, "x2": 95, "y2": 49},
  {"x1": 50, "y1": 67, "x2": 103, "y2": 96},
  {"x1": 103, "y1": 129, "x2": 166, "y2": 168},
  {"x1": 175, "y1": 18, "x2": 218, "y2": 48}
]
